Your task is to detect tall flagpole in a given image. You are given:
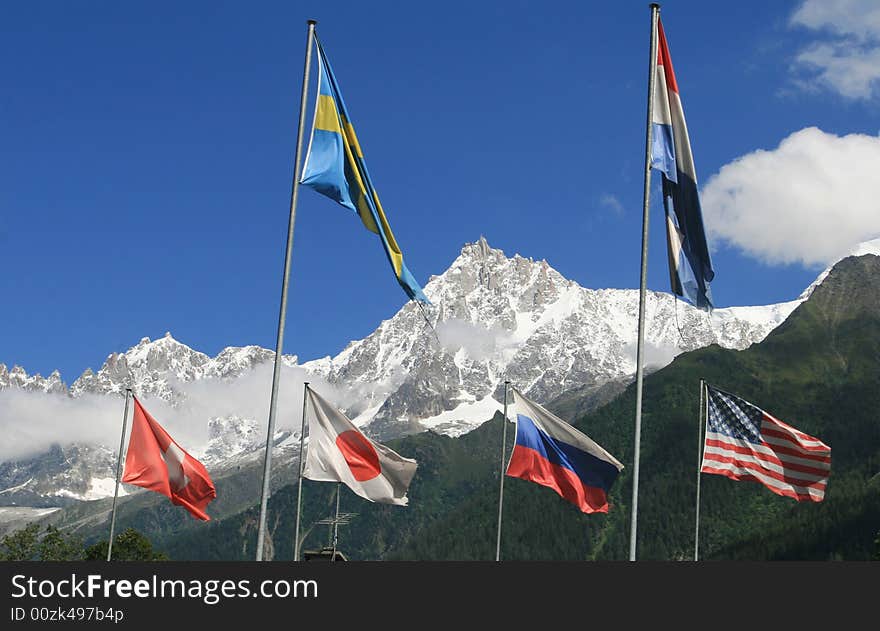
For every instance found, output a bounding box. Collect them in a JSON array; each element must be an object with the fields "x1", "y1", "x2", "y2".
[
  {"x1": 630, "y1": 2, "x2": 660, "y2": 562},
  {"x1": 293, "y1": 382, "x2": 309, "y2": 561},
  {"x1": 255, "y1": 19, "x2": 317, "y2": 562},
  {"x1": 331, "y1": 482, "x2": 341, "y2": 562},
  {"x1": 694, "y1": 379, "x2": 706, "y2": 561},
  {"x1": 106, "y1": 388, "x2": 132, "y2": 561},
  {"x1": 495, "y1": 380, "x2": 510, "y2": 562}
]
